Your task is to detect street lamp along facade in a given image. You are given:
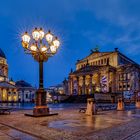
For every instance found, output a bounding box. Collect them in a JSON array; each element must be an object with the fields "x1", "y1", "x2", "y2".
[{"x1": 21, "y1": 27, "x2": 60, "y2": 117}]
